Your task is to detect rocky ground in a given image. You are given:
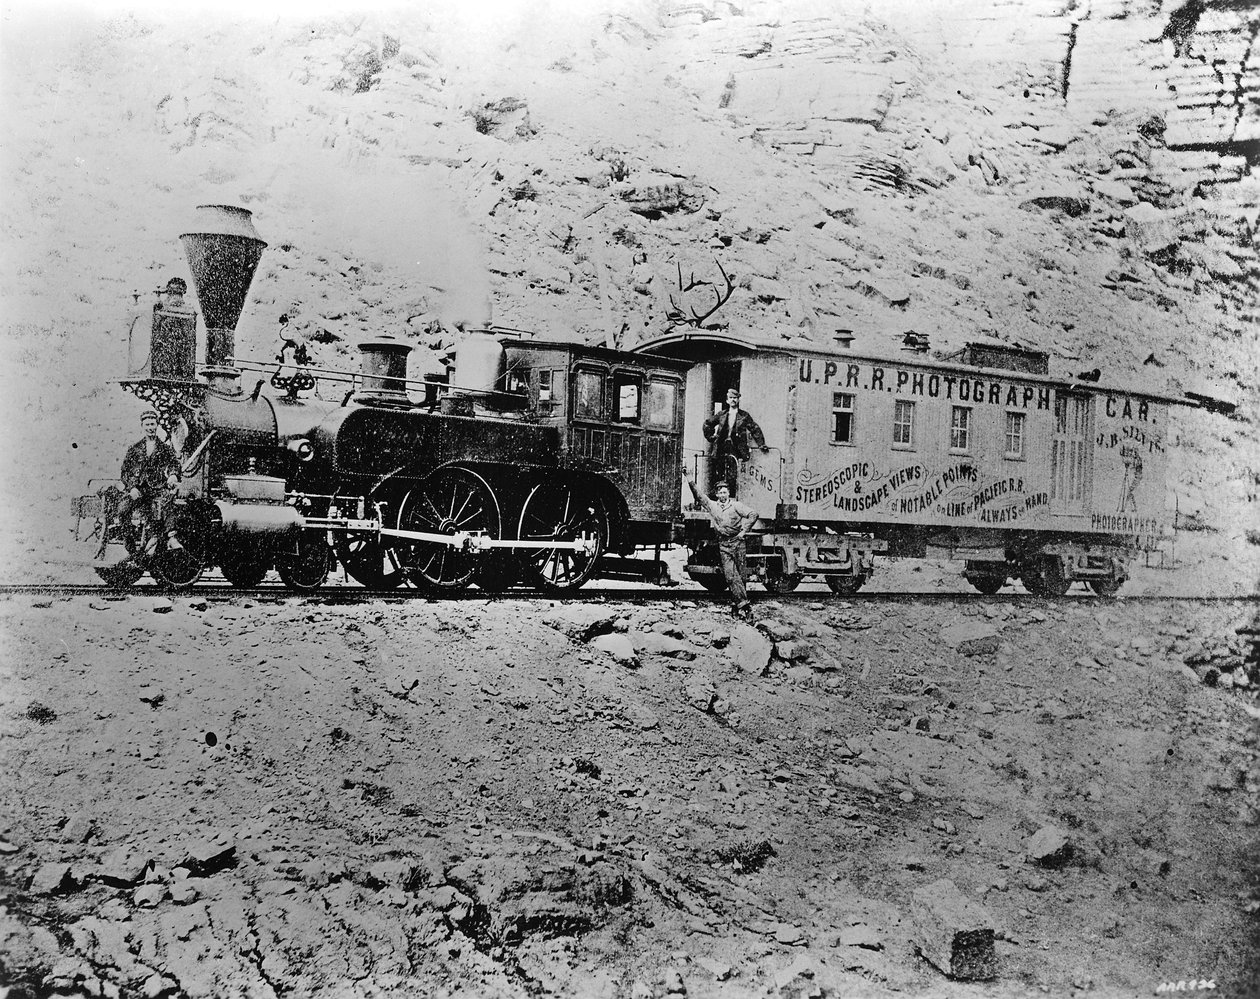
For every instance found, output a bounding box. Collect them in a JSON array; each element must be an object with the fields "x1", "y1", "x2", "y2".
[{"x1": 1, "y1": 591, "x2": 1258, "y2": 997}]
